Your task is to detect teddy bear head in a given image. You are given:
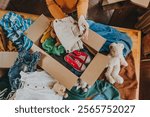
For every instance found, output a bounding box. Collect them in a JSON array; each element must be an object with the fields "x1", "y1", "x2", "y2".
[
  {"x1": 109, "y1": 43, "x2": 124, "y2": 57},
  {"x1": 49, "y1": 81, "x2": 68, "y2": 98}
]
